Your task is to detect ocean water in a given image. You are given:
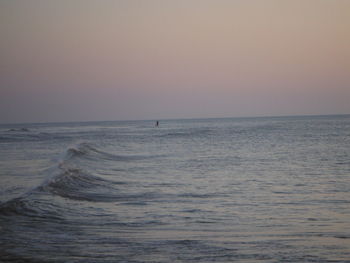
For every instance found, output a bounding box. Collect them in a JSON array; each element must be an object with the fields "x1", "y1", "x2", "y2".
[{"x1": 0, "y1": 115, "x2": 349, "y2": 263}]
